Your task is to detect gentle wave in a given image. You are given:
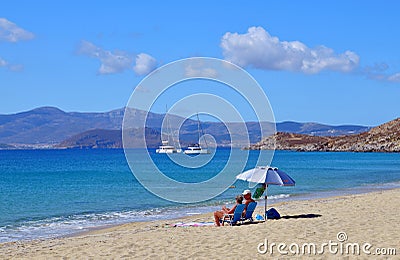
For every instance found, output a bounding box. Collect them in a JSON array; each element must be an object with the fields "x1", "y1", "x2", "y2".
[
  {"x1": 1, "y1": 150, "x2": 399, "y2": 243},
  {"x1": 2, "y1": 182, "x2": 400, "y2": 243},
  {"x1": 0, "y1": 208, "x2": 180, "y2": 243},
  {"x1": 268, "y1": 194, "x2": 291, "y2": 200},
  {"x1": 0, "y1": 195, "x2": 294, "y2": 243}
]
